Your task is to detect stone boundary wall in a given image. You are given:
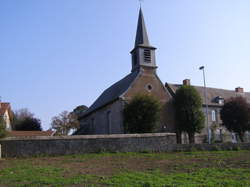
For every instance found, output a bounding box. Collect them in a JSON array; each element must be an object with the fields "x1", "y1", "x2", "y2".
[
  {"x1": 0, "y1": 133, "x2": 176, "y2": 158},
  {"x1": 0, "y1": 133, "x2": 250, "y2": 158}
]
